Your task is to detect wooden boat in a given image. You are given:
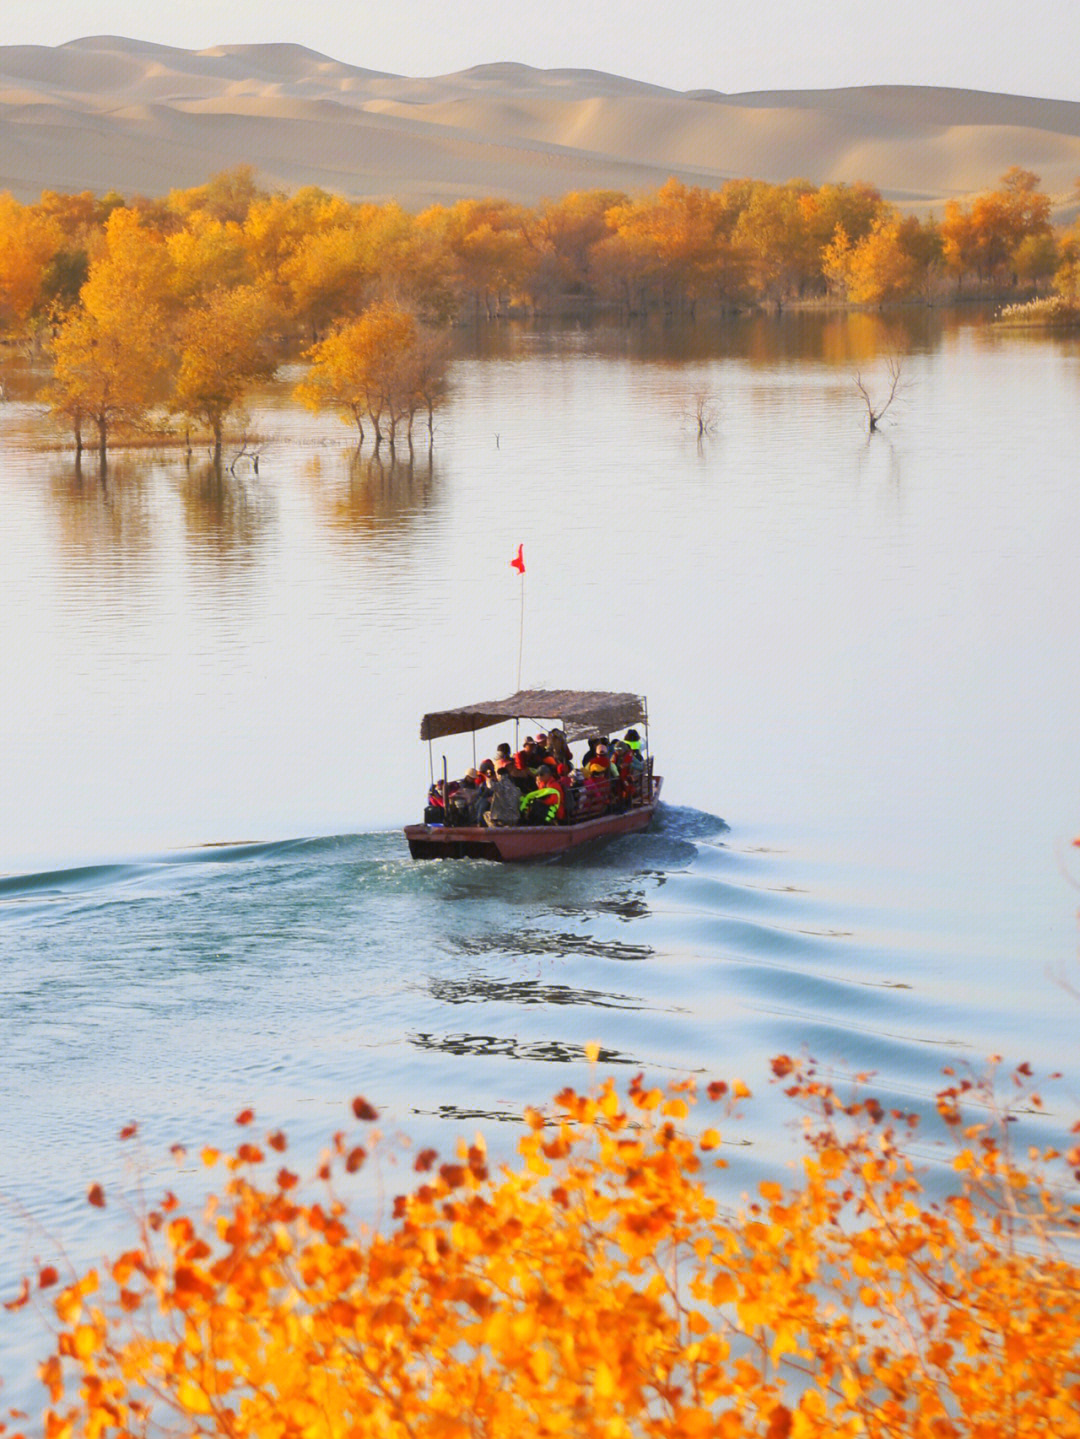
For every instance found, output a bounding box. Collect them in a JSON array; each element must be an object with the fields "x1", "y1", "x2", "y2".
[{"x1": 404, "y1": 689, "x2": 662, "y2": 861}]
